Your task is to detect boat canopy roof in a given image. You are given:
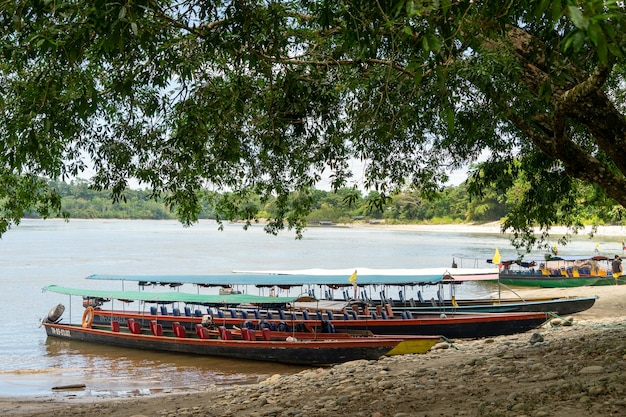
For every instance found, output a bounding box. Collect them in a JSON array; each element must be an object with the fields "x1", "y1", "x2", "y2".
[
  {"x1": 42, "y1": 285, "x2": 299, "y2": 305},
  {"x1": 489, "y1": 255, "x2": 613, "y2": 266},
  {"x1": 84, "y1": 268, "x2": 498, "y2": 287}
]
